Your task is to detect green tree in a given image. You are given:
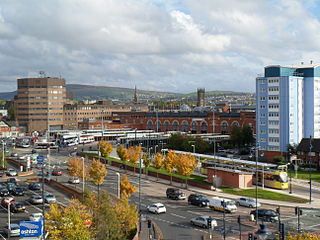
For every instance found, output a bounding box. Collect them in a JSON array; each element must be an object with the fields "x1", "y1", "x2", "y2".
[
  {"x1": 89, "y1": 158, "x2": 107, "y2": 200},
  {"x1": 273, "y1": 155, "x2": 286, "y2": 165},
  {"x1": 7, "y1": 105, "x2": 15, "y2": 120},
  {"x1": 230, "y1": 124, "x2": 242, "y2": 147},
  {"x1": 242, "y1": 124, "x2": 254, "y2": 146}
]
